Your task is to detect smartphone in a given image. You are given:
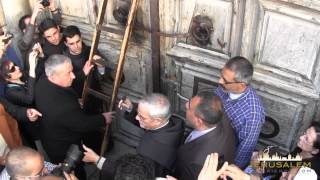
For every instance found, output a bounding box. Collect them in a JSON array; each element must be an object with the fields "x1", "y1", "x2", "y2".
[{"x1": 93, "y1": 58, "x2": 108, "y2": 67}]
